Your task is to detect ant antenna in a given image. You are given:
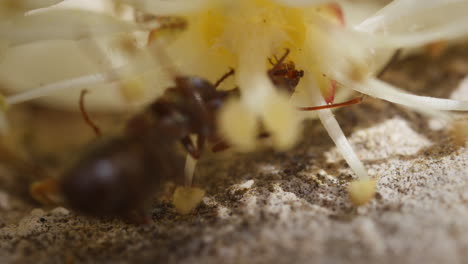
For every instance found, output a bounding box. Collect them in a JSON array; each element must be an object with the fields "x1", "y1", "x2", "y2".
[
  {"x1": 79, "y1": 89, "x2": 102, "y2": 137},
  {"x1": 214, "y1": 68, "x2": 235, "y2": 89}
]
